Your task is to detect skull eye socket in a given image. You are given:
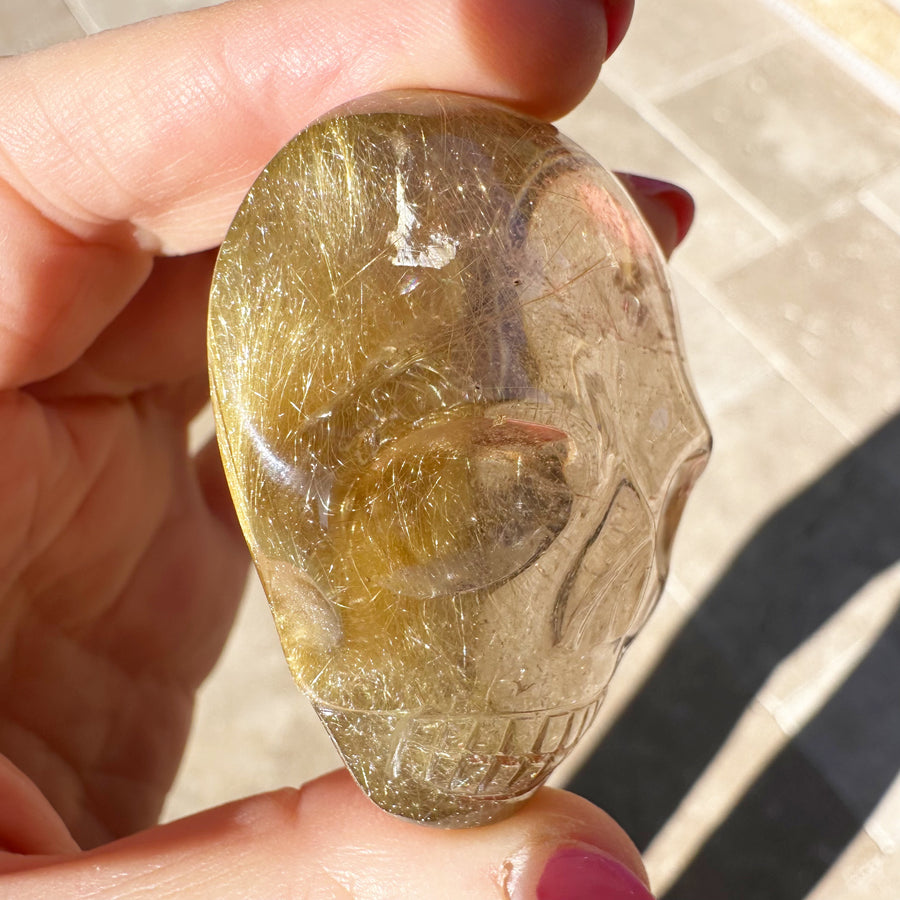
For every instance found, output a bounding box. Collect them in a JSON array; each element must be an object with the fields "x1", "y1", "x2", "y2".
[{"x1": 334, "y1": 417, "x2": 574, "y2": 599}]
